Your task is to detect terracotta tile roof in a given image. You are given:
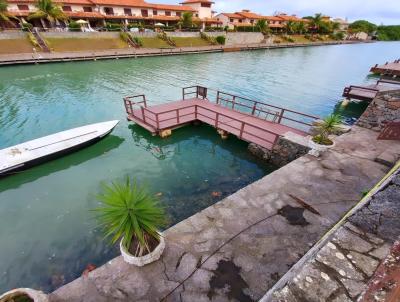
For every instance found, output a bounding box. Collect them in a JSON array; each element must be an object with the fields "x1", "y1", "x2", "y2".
[
  {"x1": 220, "y1": 13, "x2": 242, "y2": 19},
  {"x1": 275, "y1": 14, "x2": 306, "y2": 22},
  {"x1": 148, "y1": 3, "x2": 195, "y2": 11},
  {"x1": 263, "y1": 16, "x2": 283, "y2": 21},
  {"x1": 232, "y1": 22, "x2": 253, "y2": 27},
  {"x1": 235, "y1": 11, "x2": 263, "y2": 19},
  {"x1": 57, "y1": 0, "x2": 94, "y2": 4},
  {"x1": 194, "y1": 17, "x2": 221, "y2": 23},
  {"x1": 180, "y1": 0, "x2": 214, "y2": 4}
]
